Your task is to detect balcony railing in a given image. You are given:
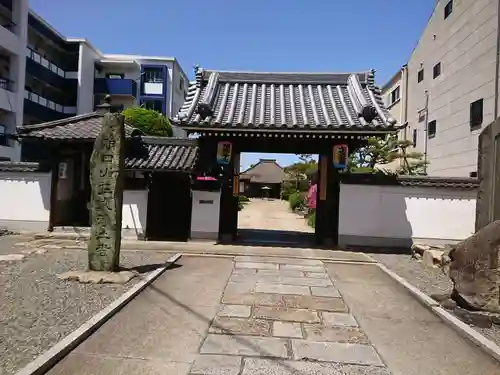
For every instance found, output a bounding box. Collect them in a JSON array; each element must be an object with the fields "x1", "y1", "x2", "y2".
[
  {"x1": 94, "y1": 78, "x2": 138, "y2": 97},
  {"x1": 0, "y1": 76, "x2": 13, "y2": 91},
  {"x1": 24, "y1": 90, "x2": 76, "y2": 114},
  {"x1": 0, "y1": 13, "x2": 15, "y2": 32},
  {"x1": 26, "y1": 47, "x2": 68, "y2": 78}
]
